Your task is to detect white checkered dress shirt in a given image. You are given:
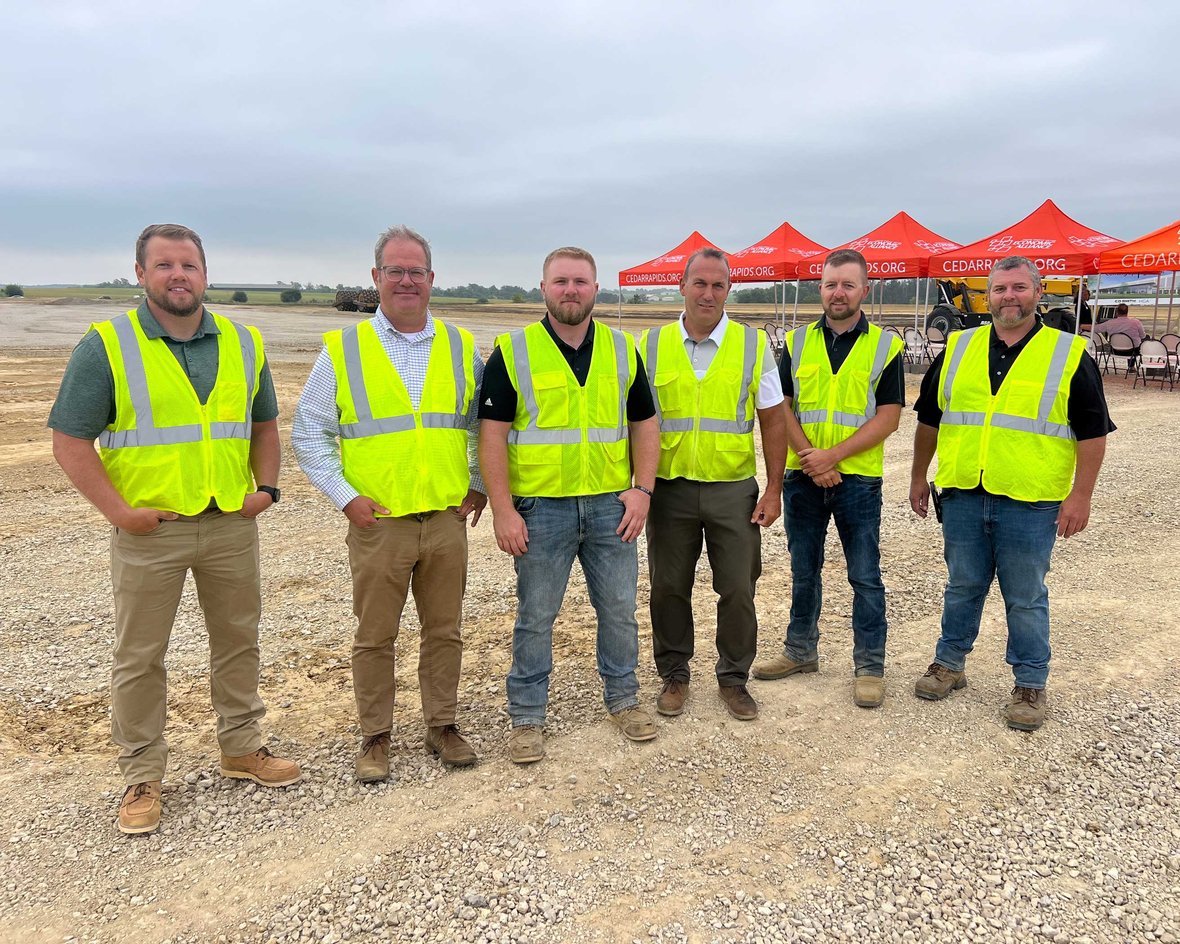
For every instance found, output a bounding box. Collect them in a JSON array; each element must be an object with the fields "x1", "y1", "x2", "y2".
[{"x1": 292, "y1": 310, "x2": 485, "y2": 510}]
